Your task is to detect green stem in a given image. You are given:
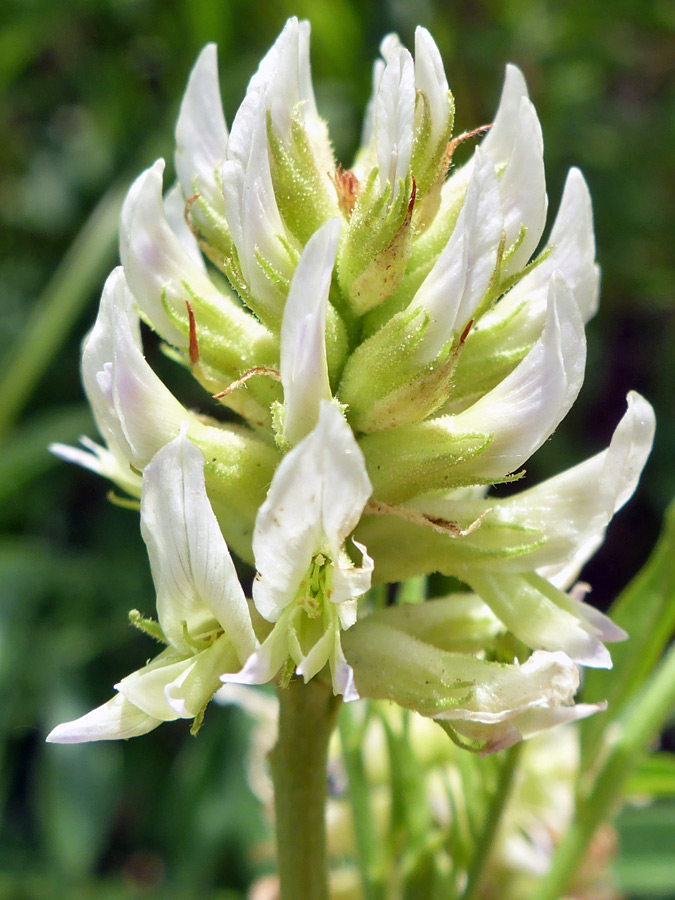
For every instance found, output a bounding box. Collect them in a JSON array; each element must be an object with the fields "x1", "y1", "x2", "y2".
[
  {"x1": 461, "y1": 743, "x2": 522, "y2": 900},
  {"x1": 532, "y1": 644, "x2": 675, "y2": 900},
  {"x1": 0, "y1": 184, "x2": 124, "y2": 443},
  {"x1": 339, "y1": 704, "x2": 385, "y2": 900},
  {"x1": 270, "y1": 678, "x2": 342, "y2": 900}
]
